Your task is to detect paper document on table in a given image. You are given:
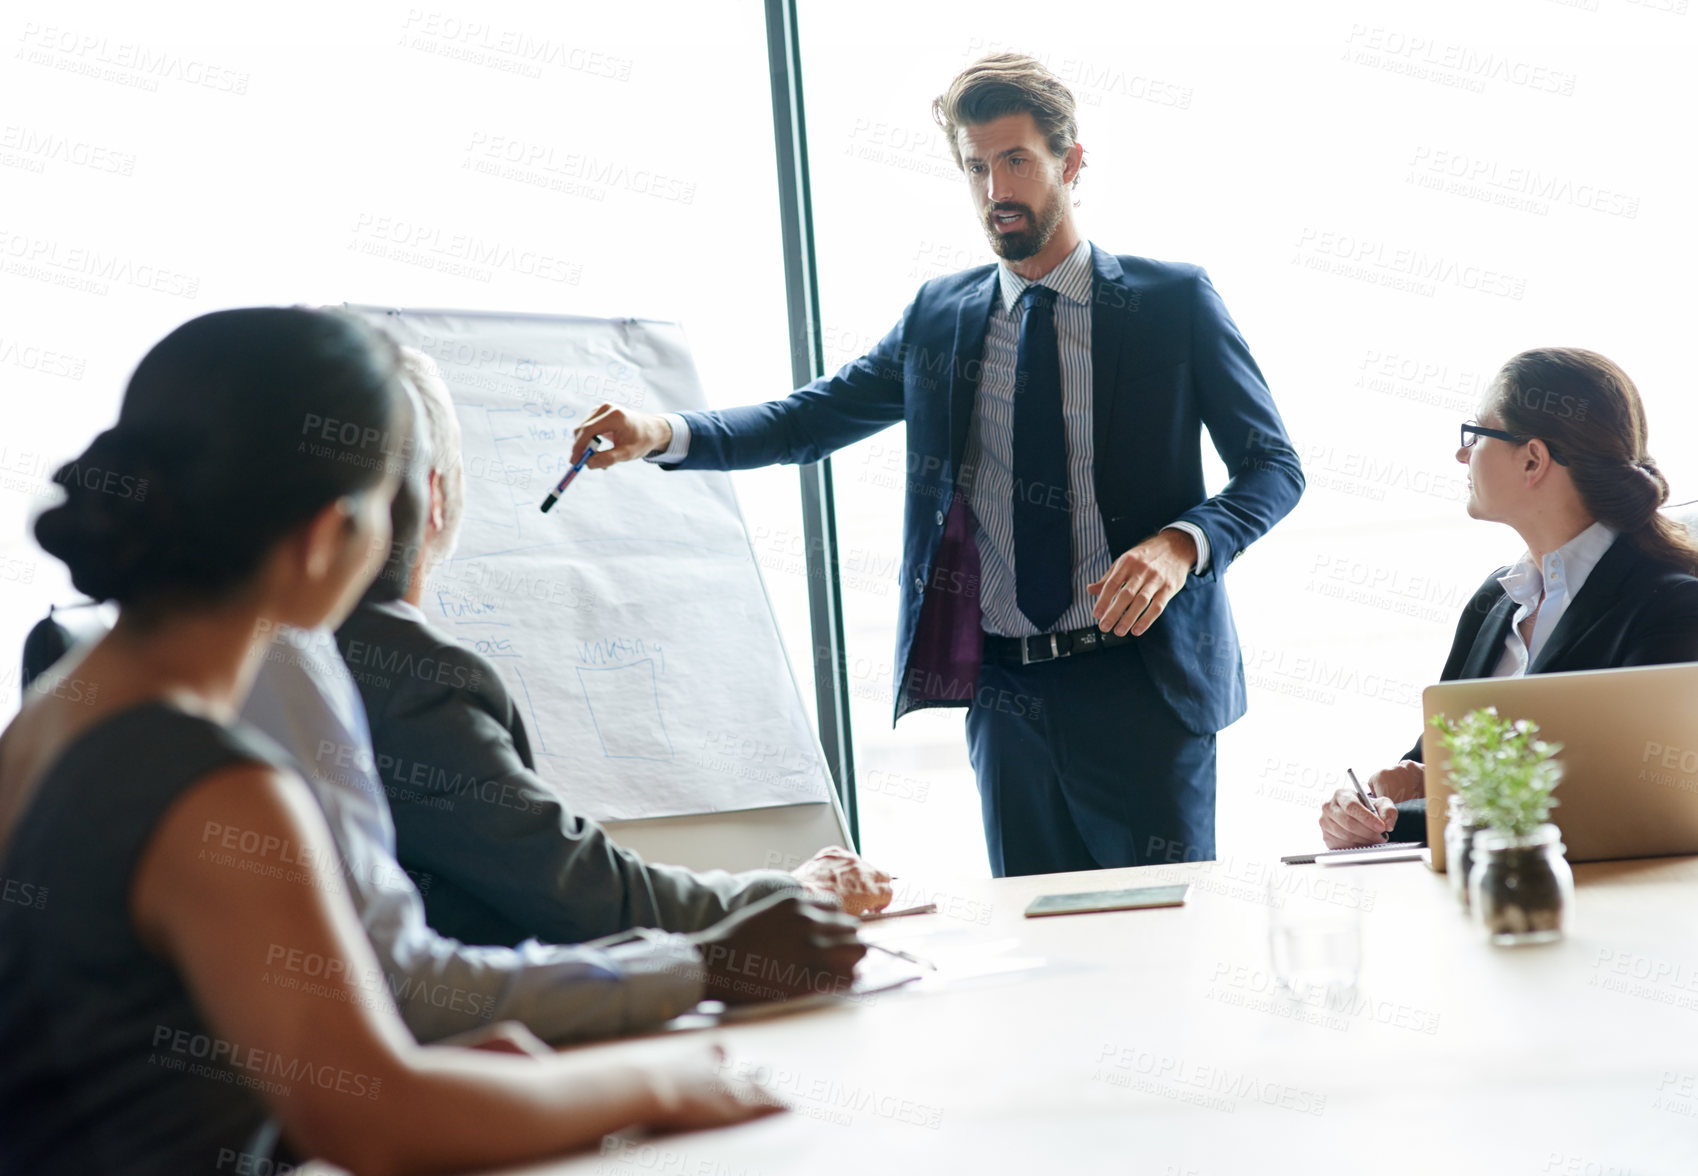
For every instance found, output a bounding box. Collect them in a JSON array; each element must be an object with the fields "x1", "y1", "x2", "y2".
[
  {"x1": 1315, "y1": 845, "x2": 1426, "y2": 866},
  {"x1": 872, "y1": 935, "x2": 1051, "y2": 992},
  {"x1": 1281, "y1": 842, "x2": 1427, "y2": 865},
  {"x1": 343, "y1": 307, "x2": 833, "y2": 822},
  {"x1": 698, "y1": 937, "x2": 1051, "y2": 1025},
  {"x1": 708, "y1": 966, "x2": 924, "y2": 1025}
]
